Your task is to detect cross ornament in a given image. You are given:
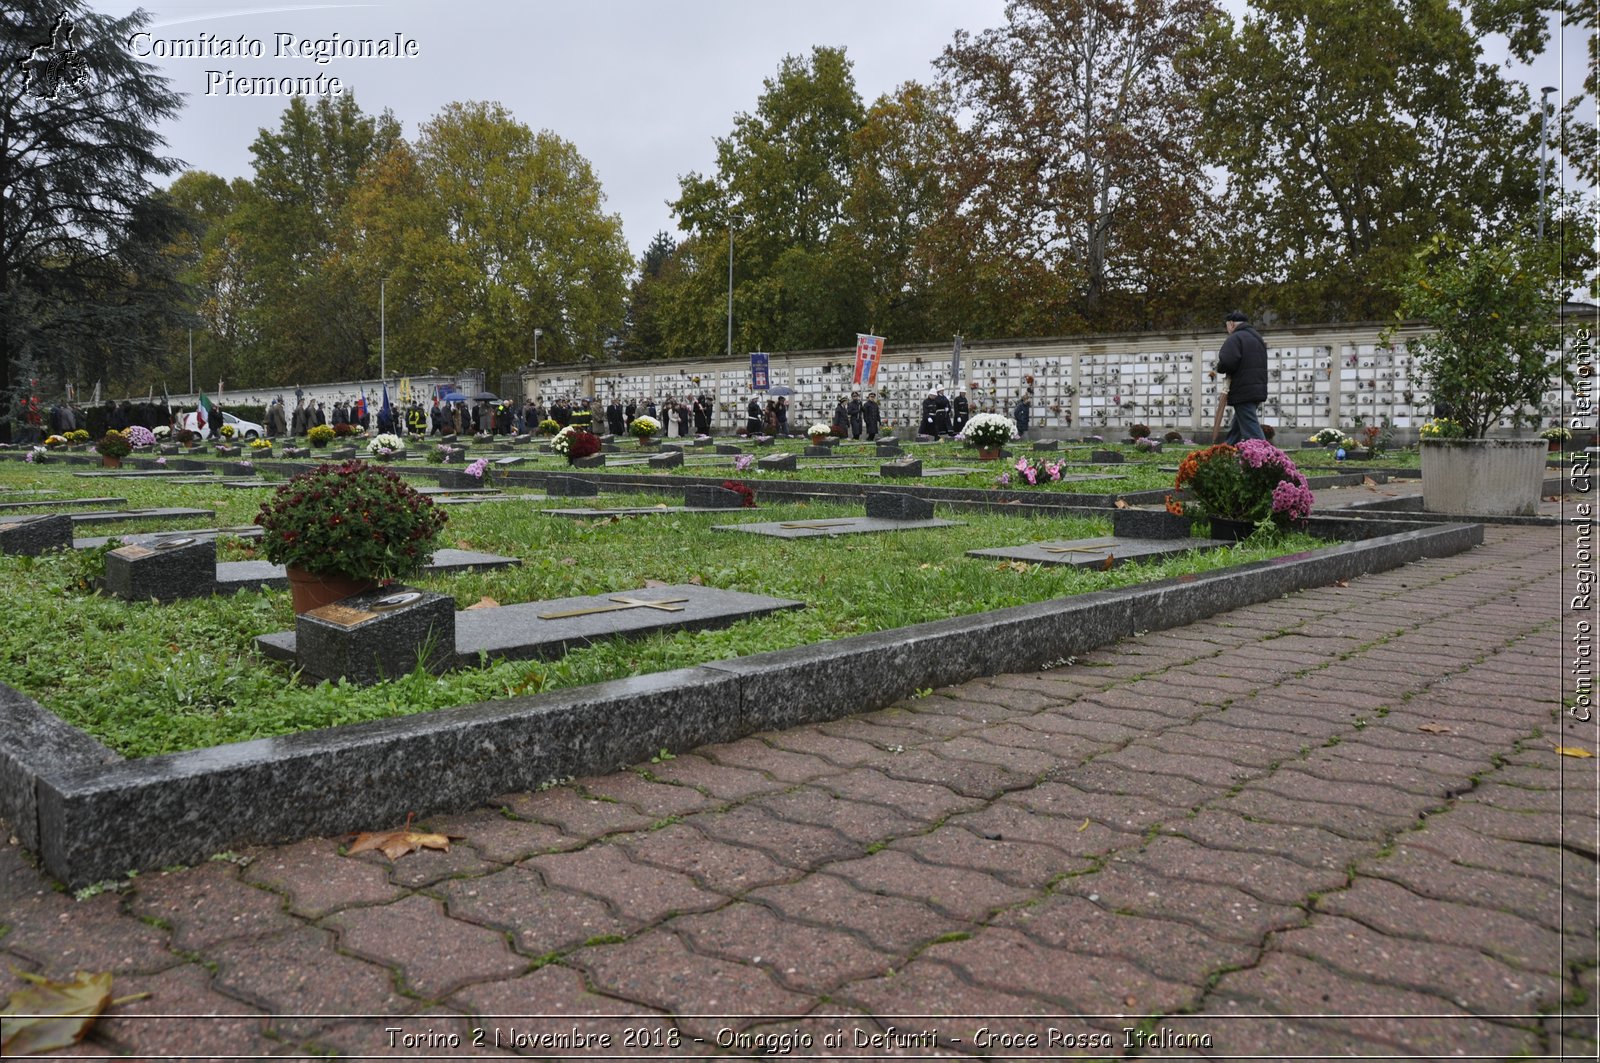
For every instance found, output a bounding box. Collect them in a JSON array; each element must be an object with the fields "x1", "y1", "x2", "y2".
[
  {"x1": 778, "y1": 520, "x2": 857, "y2": 530},
  {"x1": 538, "y1": 595, "x2": 690, "y2": 620}
]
